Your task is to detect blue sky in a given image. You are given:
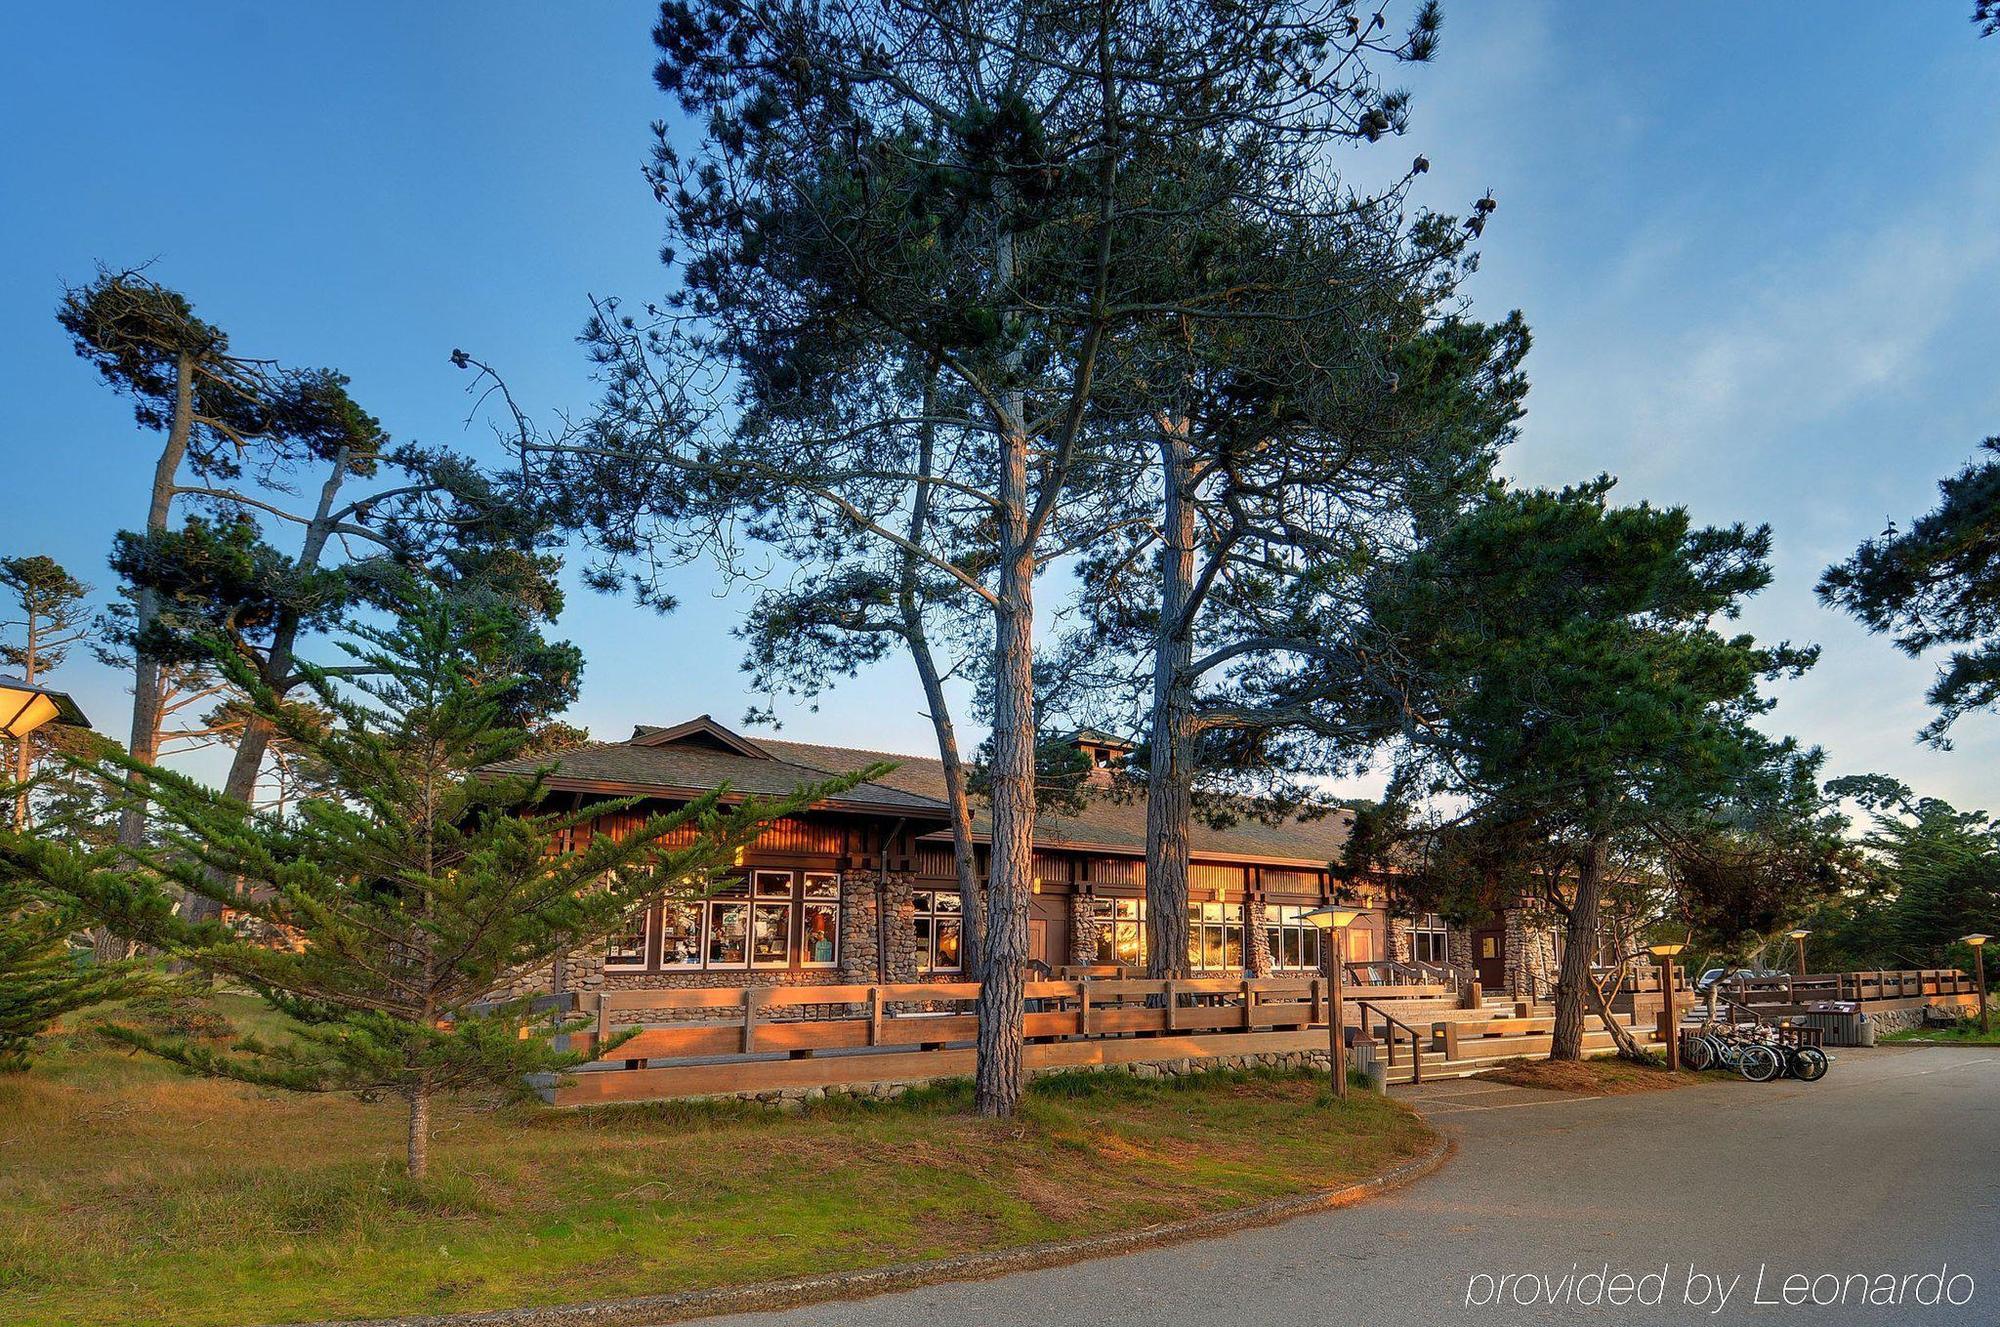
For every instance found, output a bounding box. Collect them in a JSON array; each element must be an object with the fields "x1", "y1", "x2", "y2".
[{"x1": 3, "y1": 3, "x2": 1997, "y2": 809}]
